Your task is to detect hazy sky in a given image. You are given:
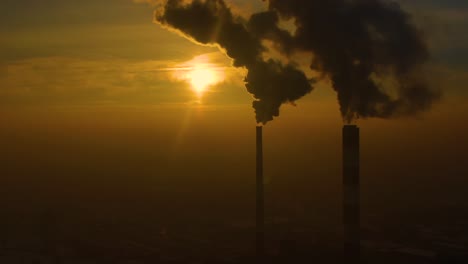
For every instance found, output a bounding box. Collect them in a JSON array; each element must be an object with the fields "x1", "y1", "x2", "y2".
[
  {"x1": 1, "y1": 0, "x2": 466, "y2": 108},
  {"x1": 1, "y1": 0, "x2": 468, "y2": 215}
]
